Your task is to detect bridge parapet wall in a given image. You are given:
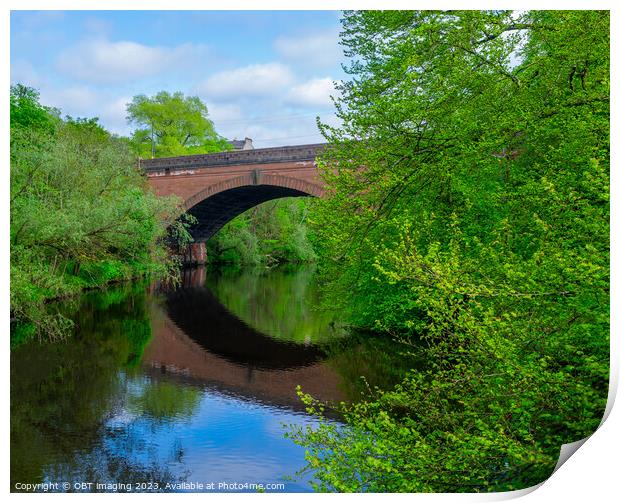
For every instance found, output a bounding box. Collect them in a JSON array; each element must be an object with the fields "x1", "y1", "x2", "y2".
[{"x1": 141, "y1": 143, "x2": 327, "y2": 173}]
